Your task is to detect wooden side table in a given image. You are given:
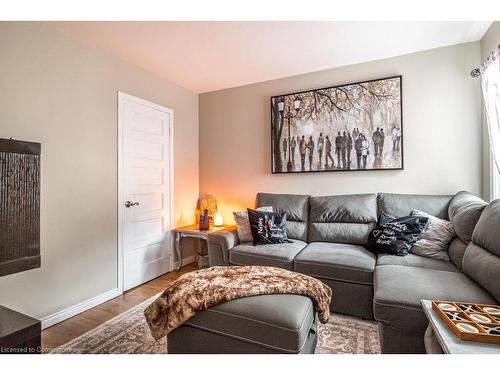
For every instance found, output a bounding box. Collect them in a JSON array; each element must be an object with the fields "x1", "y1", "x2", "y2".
[
  {"x1": 421, "y1": 299, "x2": 500, "y2": 354},
  {"x1": 173, "y1": 225, "x2": 237, "y2": 270},
  {"x1": 0, "y1": 305, "x2": 41, "y2": 354}
]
